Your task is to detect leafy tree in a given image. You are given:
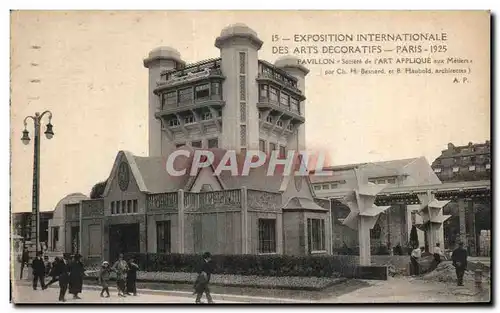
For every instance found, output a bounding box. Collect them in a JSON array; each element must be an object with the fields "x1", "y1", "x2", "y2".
[
  {"x1": 409, "y1": 225, "x2": 419, "y2": 249},
  {"x1": 90, "y1": 180, "x2": 107, "y2": 199}
]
